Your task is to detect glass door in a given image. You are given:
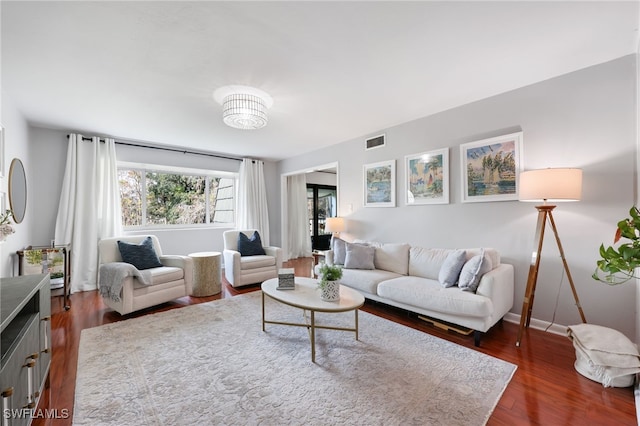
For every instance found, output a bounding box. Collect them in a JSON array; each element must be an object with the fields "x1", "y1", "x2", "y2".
[{"x1": 307, "y1": 184, "x2": 337, "y2": 251}]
